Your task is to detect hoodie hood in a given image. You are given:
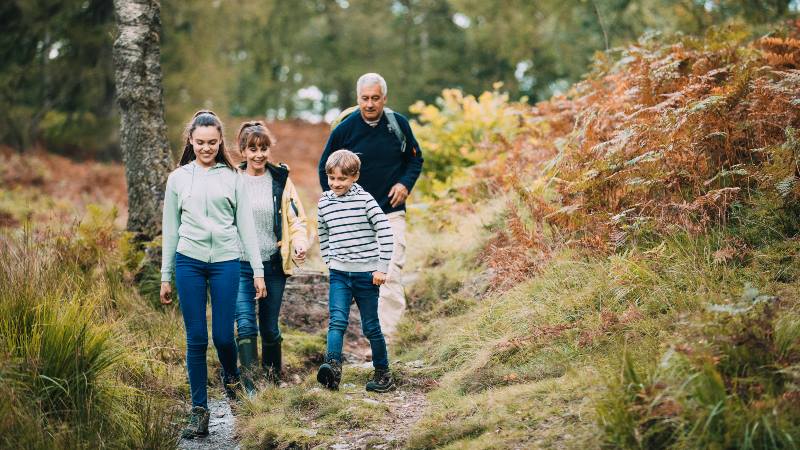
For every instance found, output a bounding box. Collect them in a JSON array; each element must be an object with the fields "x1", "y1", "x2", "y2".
[{"x1": 324, "y1": 183, "x2": 365, "y2": 201}]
